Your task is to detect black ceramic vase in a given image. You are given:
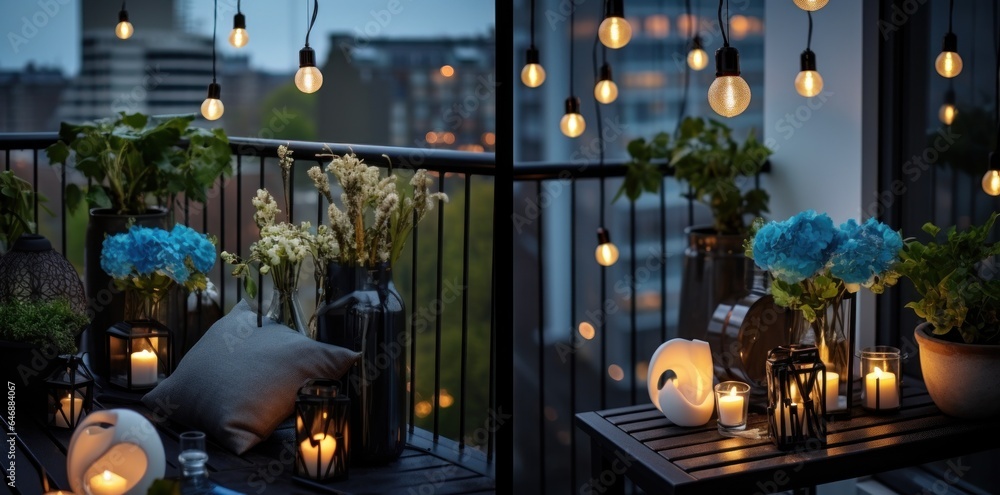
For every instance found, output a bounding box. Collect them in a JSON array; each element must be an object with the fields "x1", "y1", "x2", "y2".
[{"x1": 316, "y1": 262, "x2": 406, "y2": 464}]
